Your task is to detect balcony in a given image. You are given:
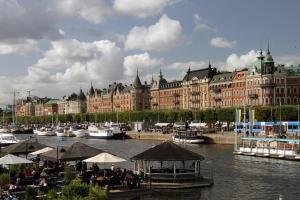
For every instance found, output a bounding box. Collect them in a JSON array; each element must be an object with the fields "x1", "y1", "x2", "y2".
[
  {"x1": 190, "y1": 91, "x2": 200, "y2": 96},
  {"x1": 212, "y1": 88, "x2": 221, "y2": 93},
  {"x1": 213, "y1": 96, "x2": 222, "y2": 101},
  {"x1": 152, "y1": 102, "x2": 158, "y2": 106},
  {"x1": 260, "y1": 82, "x2": 275, "y2": 88},
  {"x1": 173, "y1": 100, "x2": 180, "y2": 105},
  {"x1": 173, "y1": 93, "x2": 180, "y2": 97},
  {"x1": 248, "y1": 94, "x2": 258, "y2": 99},
  {"x1": 190, "y1": 99, "x2": 199, "y2": 103}
]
